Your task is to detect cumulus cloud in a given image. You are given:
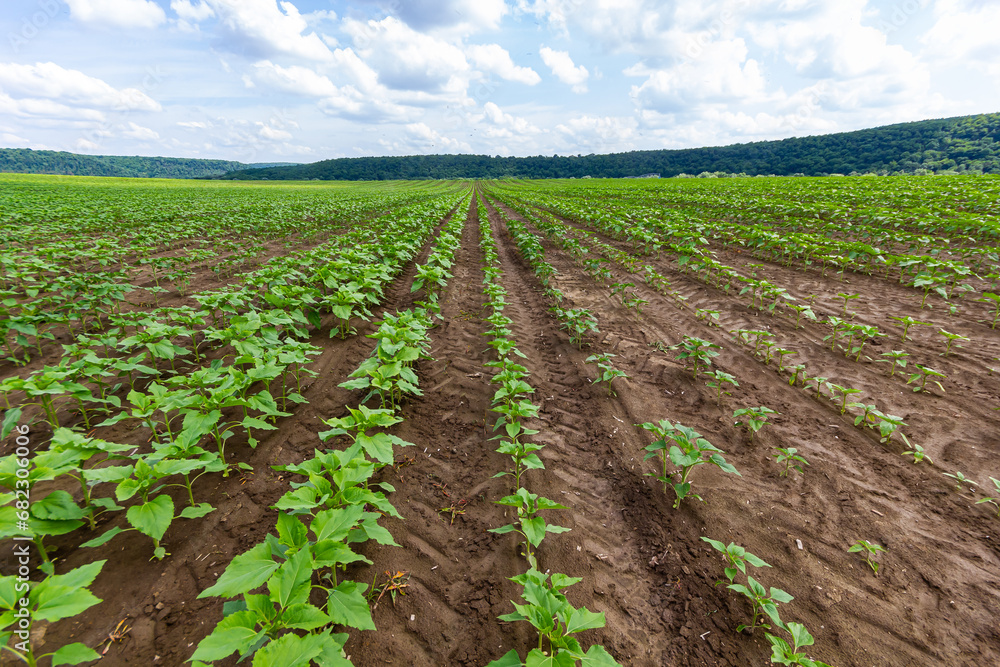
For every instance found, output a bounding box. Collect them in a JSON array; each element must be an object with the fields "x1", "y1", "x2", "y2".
[
  {"x1": 467, "y1": 44, "x2": 540, "y2": 85},
  {"x1": 357, "y1": 0, "x2": 508, "y2": 33},
  {"x1": 628, "y1": 38, "x2": 766, "y2": 113},
  {"x1": 122, "y1": 121, "x2": 159, "y2": 140},
  {"x1": 554, "y1": 114, "x2": 637, "y2": 152},
  {"x1": 0, "y1": 62, "x2": 161, "y2": 113},
  {"x1": 922, "y1": 0, "x2": 1000, "y2": 76},
  {"x1": 404, "y1": 122, "x2": 471, "y2": 152},
  {"x1": 205, "y1": 0, "x2": 334, "y2": 61},
  {"x1": 539, "y1": 47, "x2": 588, "y2": 93},
  {"x1": 481, "y1": 101, "x2": 540, "y2": 138},
  {"x1": 344, "y1": 16, "x2": 470, "y2": 96},
  {"x1": 65, "y1": 0, "x2": 167, "y2": 29}
]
